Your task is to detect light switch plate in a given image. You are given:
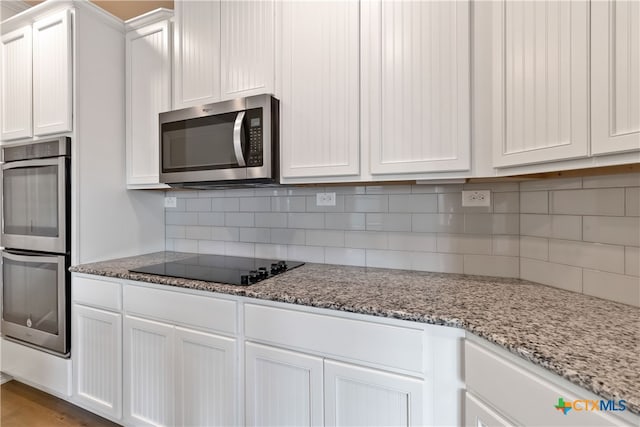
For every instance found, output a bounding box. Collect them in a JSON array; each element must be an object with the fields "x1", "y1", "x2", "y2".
[
  {"x1": 164, "y1": 196, "x2": 177, "y2": 208},
  {"x1": 462, "y1": 190, "x2": 491, "y2": 207}
]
